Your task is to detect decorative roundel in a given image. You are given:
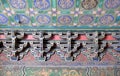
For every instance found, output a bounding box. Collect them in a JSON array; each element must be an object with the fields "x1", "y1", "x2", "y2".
[
  {"x1": 105, "y1": 0, "x2": 120, "y2": 9},
  {"x1": 34, "y1": 0, "x2": 50, "y2": 10},
  {"x1": 9, "y1": 0, "x2": 26, "y2": 9},
  {"x1": 58, "y1": 15, "x2": 72, "y2": 25},
  {"x1": 99, "y1": 15, "x2": 114, "y2": 25},
  {"x1": 79, "y1": 15, "x2": 94, "y2": 25},
  {"x1": 69, "y1": 70, "x2": 79, "y2": 76},
  {"x1": 37, "y1": 15, "x2": 51, "y2": 24},
  {"x1": 14, "y1": 14, "x2": 30, "y2": 24},
  {"x1": 58, "y1": 0, "x2": 74, "y2": 9},
  {"x1": 81, "y1": 0, "x2": 98, "y2": 10},
  {"x1": 0, "y1": 14, "x2": 8, "y2": 24}
]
